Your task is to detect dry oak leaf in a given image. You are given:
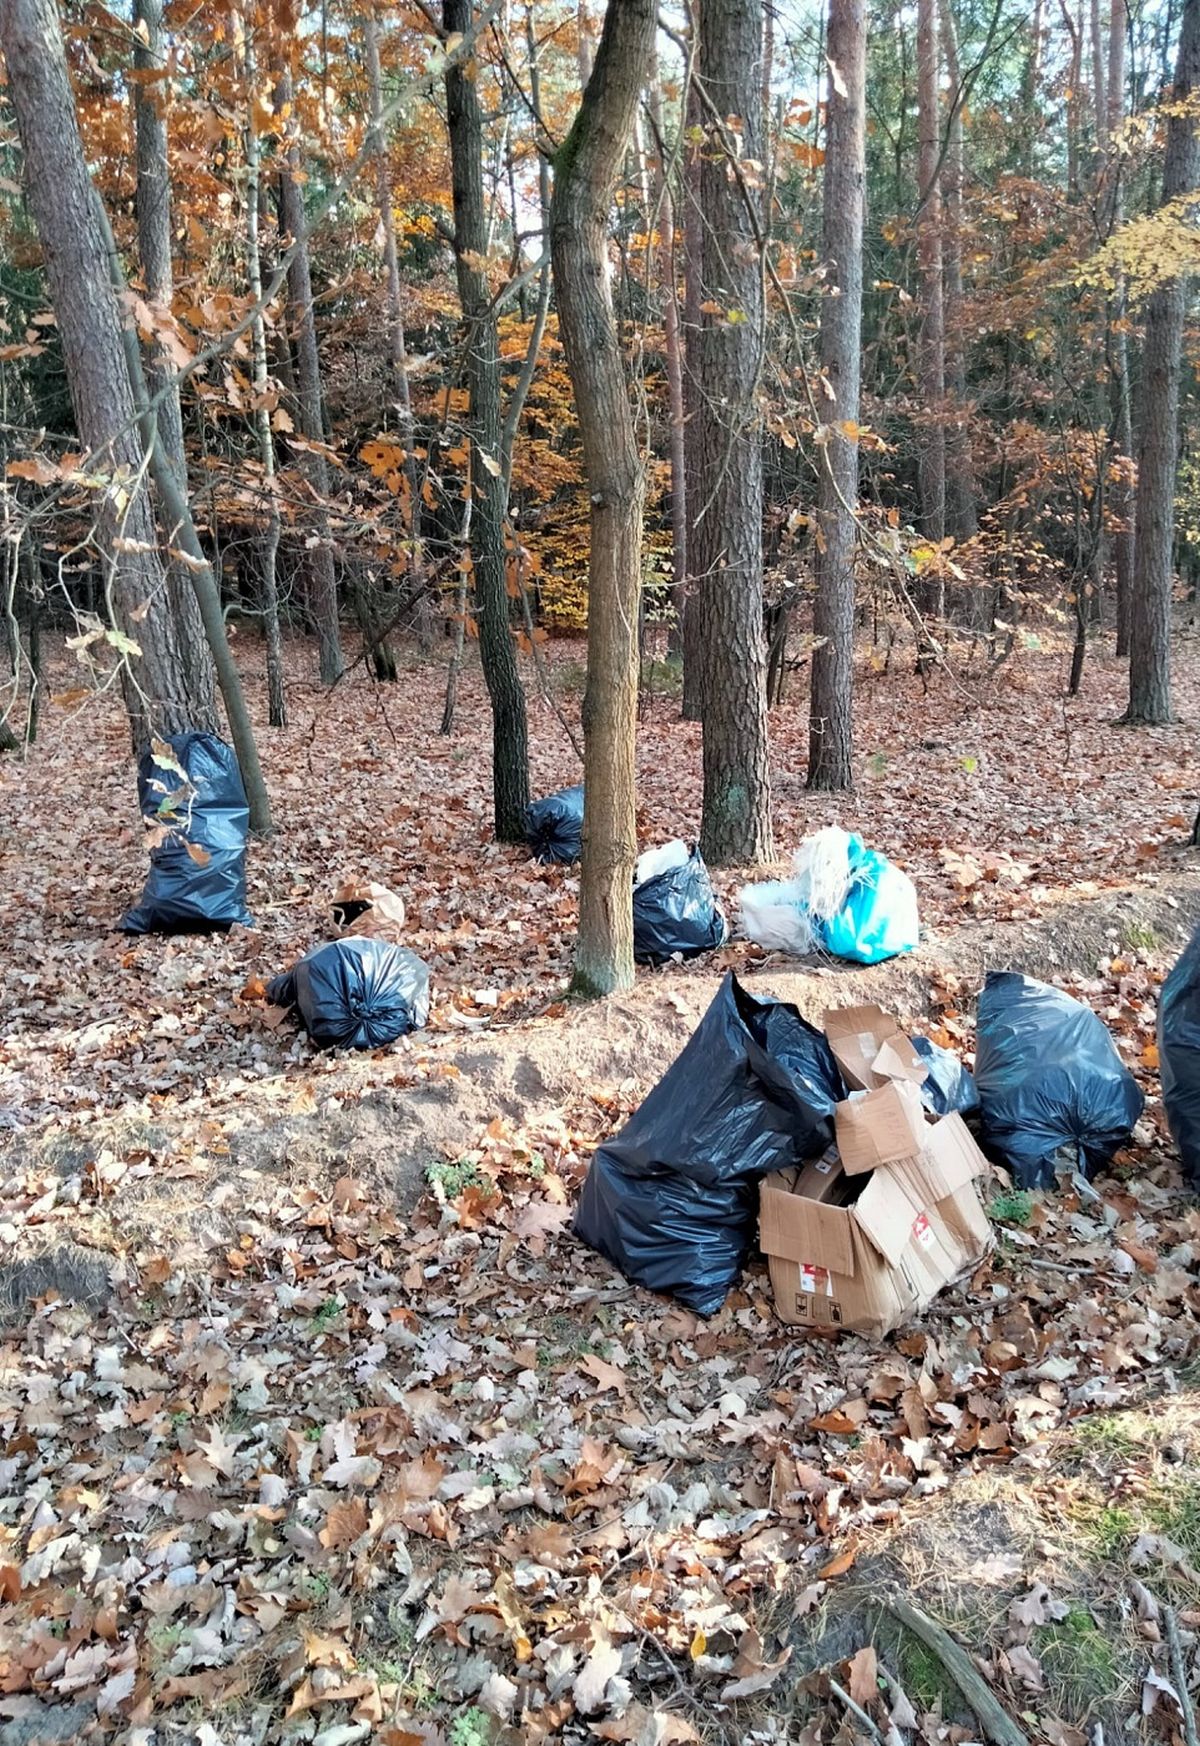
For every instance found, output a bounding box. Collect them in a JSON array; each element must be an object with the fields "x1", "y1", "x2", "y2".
[
  {"x1": 1008, "y1": 1581, "x2": 1069, "y2": 1631},
  {"x1": 591, "y1": 1706, "x2": 701, "y2": 1744},
  {"x1": 720, "y1": 1626, "x2": 793, "y2": 1701},
  {"x1": 579, "y1": 1352, "x2": 627, "y2": 1396},
  {"x1": 847, "y1": 1644, "x2": 878, "y2": 1707},
  {"x1": 574, "y1": 1631, "x2": 624, "y2": 1715}
]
